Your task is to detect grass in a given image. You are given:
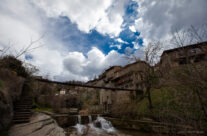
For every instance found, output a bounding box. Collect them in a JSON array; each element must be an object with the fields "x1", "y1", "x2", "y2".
[
  {"x1": 134, "y1": 85, "x2": 205, "y2": 123},
  {"x1": 135, "y1": 87, "x2": 174, "y2": 115},
  {"x1": 33, "y1": 107, "x2": 53, "y2": 112},
  {"x1": 32, "y1": 100, "x2": 53, "y2": 112},
  {"x1": 0, "y1": 79, "x2": 4, "y2": 89}
]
